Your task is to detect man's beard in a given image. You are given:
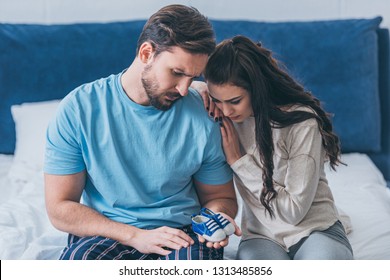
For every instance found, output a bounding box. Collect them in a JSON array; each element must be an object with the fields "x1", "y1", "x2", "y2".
[{"x1": 141, "y1": 66, "x2": 181, "y2": 111}]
